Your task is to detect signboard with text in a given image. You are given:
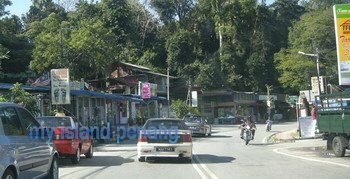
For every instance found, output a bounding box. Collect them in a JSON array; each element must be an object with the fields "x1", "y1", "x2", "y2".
[
  {"x1": 287, "y1": 95, "x2": 298, "y2": 103},
  {"x1": 51, "y1": 69, "x2": 70, "y2": 105},
  {"x1": 299, "y1": 116, "x2": 316, "y2": 138},
  {"x1": 334, "y1": 4, "x2": 350, "y2": 85},
  {"x1": 311, "y1": 76, "x2": 324, "y2": 95},
  {"x1": 141, "y1": 83, "x2": 151, "y2": 99},
  {"x1": 191, "y1": 91, "x2": 198, "y2": 107}
]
